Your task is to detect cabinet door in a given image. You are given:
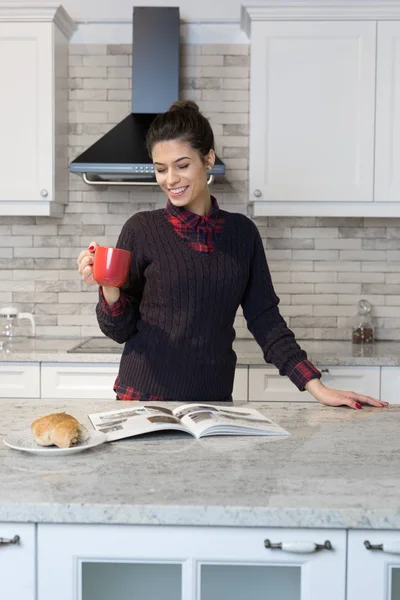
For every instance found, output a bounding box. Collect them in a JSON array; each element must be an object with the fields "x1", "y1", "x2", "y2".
[
  {"x1": 41, "y1": 363, "x2": 119, "y2": 399},
  {"x1": 249, "y1": 21, "x2": 376, "y2": 203},
  {"x1": 0, "y1": 523, "x2": 35, "y2": 600},
  {"x1": 348, "y1": 530, "x2": 400, "y2": 600},
  {"x1": 232, "y1": 366, "x2": 248, "y2": 402},
  {"x1": 0, "y1": 22, "x2": 53, "y2": 203},
  {"x1": 375, "y1": 22, "x2": 400, "y2": 203},
  {"x1": 380, "y1": 367, "x2": 400, "y2": 405},
  {"x1": 38, "y1": 524, "x2": 346, "y2": 600},
  {"x1": 249, "y1": 366, "x2": 380, "y2": 402},
  {"x1": 0, "y1": 362, "x2": 40, "y2": 398}
]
